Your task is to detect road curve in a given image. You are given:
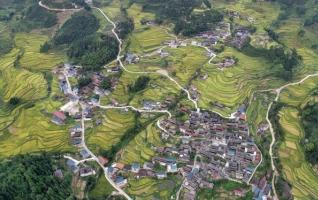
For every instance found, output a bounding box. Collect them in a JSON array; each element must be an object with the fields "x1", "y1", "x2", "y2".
[{"x1": 38, "y1": 1, "x2": 82, "y2": 11}]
